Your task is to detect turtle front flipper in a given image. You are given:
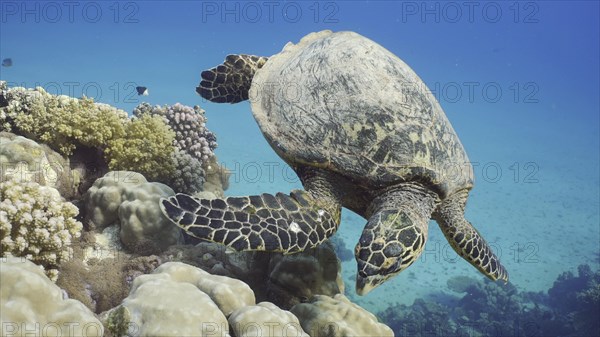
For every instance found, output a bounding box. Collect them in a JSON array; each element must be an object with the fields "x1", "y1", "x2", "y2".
[
  {"x1": 434, "y1": 190, "x2": 509, "y2": 282},
  {"x1": 196, "y1": 54, "x2": 268, "y2": 103},
  {"x1": 160, "y1": 190, "x2": 340, "y2": 254}
]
